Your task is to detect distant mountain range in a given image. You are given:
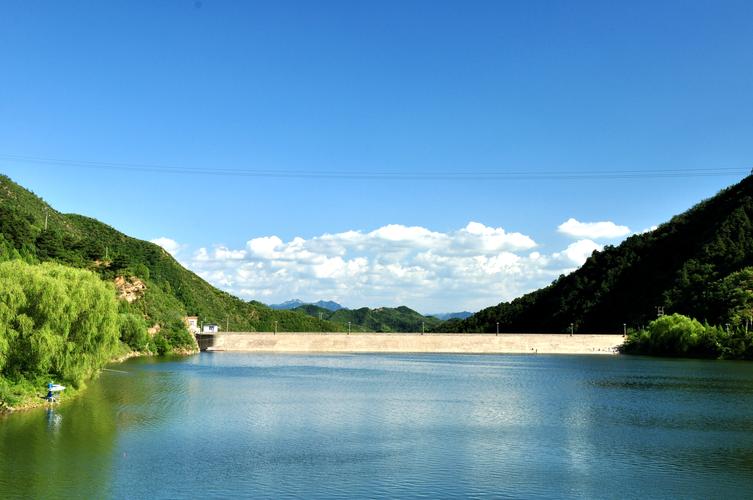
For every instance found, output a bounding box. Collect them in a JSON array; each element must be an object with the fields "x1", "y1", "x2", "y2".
[
  {"x1": 269, "y1": 299, "x2": 344, "y2": 311},
  {"x1": 270, "y1": 300, "x2": 469, "y2": 331},
  {"x1": 430, "y1": 311, "x2": 474, "y2": 321},
  {"x1": 293, "y1": 304, "x2": 443, "y2": 333}
]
